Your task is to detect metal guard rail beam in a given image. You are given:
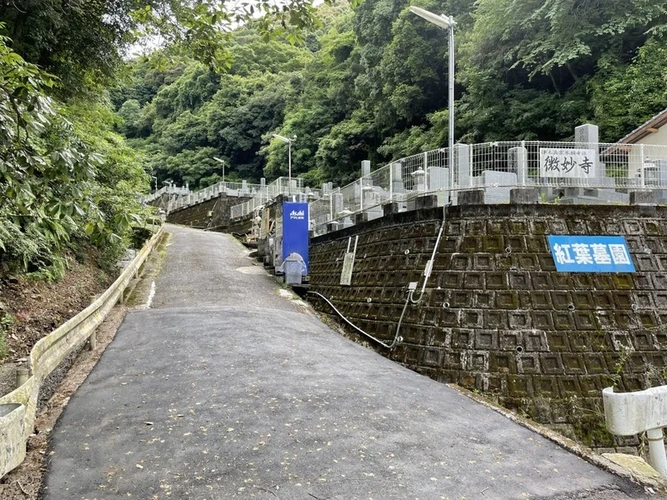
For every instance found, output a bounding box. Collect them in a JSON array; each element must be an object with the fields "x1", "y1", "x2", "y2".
[{"x1": 0, "y1": 225, "x2": 165, "y2": 479}]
